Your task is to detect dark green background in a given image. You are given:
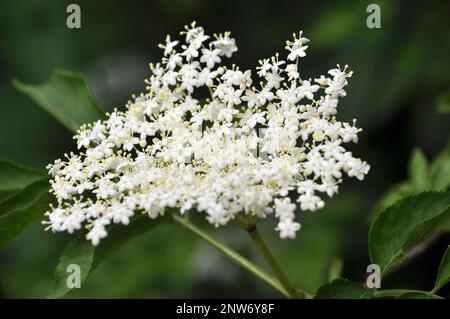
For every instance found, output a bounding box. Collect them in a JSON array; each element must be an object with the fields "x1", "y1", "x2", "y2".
[{"x1": 0, "y1": 0, "x2": 449, "y2": 298}]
